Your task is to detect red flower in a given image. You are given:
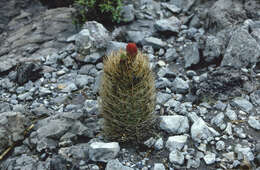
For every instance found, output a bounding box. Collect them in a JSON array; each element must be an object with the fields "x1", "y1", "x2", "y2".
[{"x1": 126, "y1": 43, "x2": 138, "y2": 58}]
